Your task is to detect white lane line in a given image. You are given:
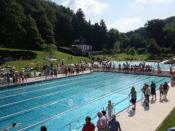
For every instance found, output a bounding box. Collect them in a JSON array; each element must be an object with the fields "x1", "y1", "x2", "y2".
[
  {"x1": 1, "y1": 72, "x2": 135, "y2": 100},
  {"x1": 0, "y1": 74, "x2": 116, "y2": 99},
  {"x1": 0, "y1": 73, "x2": 102, "y2": 94},
  {"x1": 0, "y1": 76, "x2": 149, "y2": 121},
  {"x1": 18, "y1": 78, "x2": 150, "y2": 131},
  {"x1": 0, "y1": 74, "x2": 135, "y2": 109}
]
